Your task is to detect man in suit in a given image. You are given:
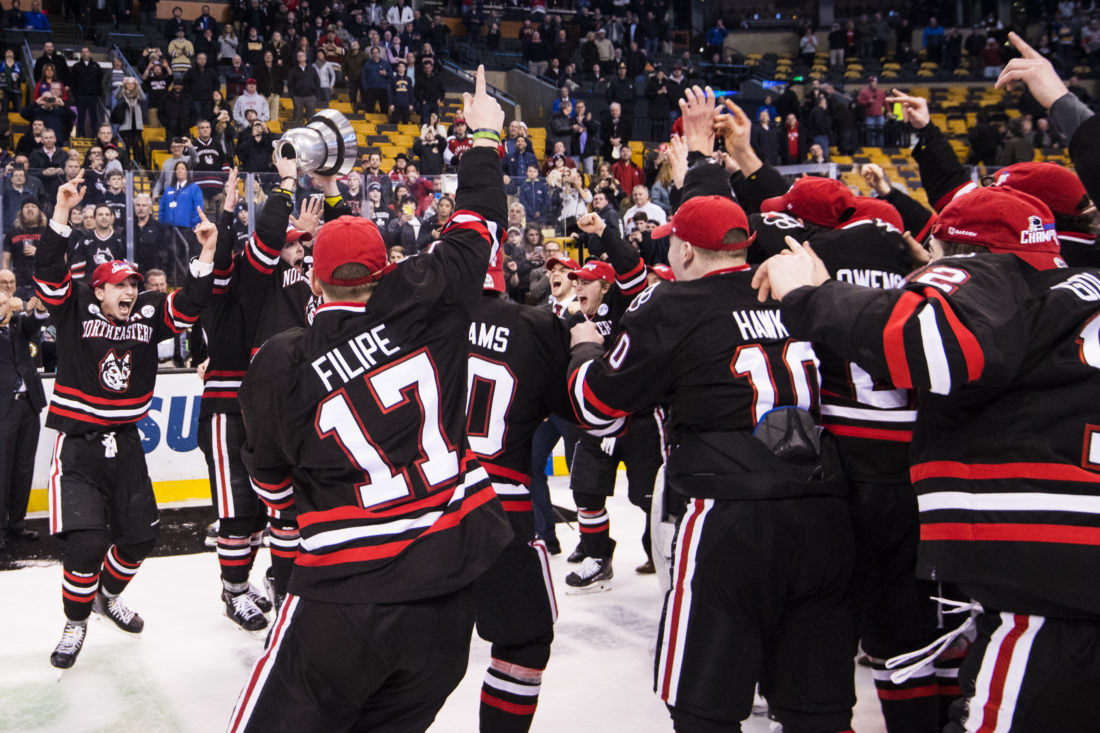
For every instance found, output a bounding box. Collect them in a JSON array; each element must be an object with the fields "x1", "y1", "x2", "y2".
[
  {"x1": 0, "y1": 287, "x2": 47, "y2": 551},
  {"x1": 600, "y1": 102, "x2": 632, "y2": 162}
]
